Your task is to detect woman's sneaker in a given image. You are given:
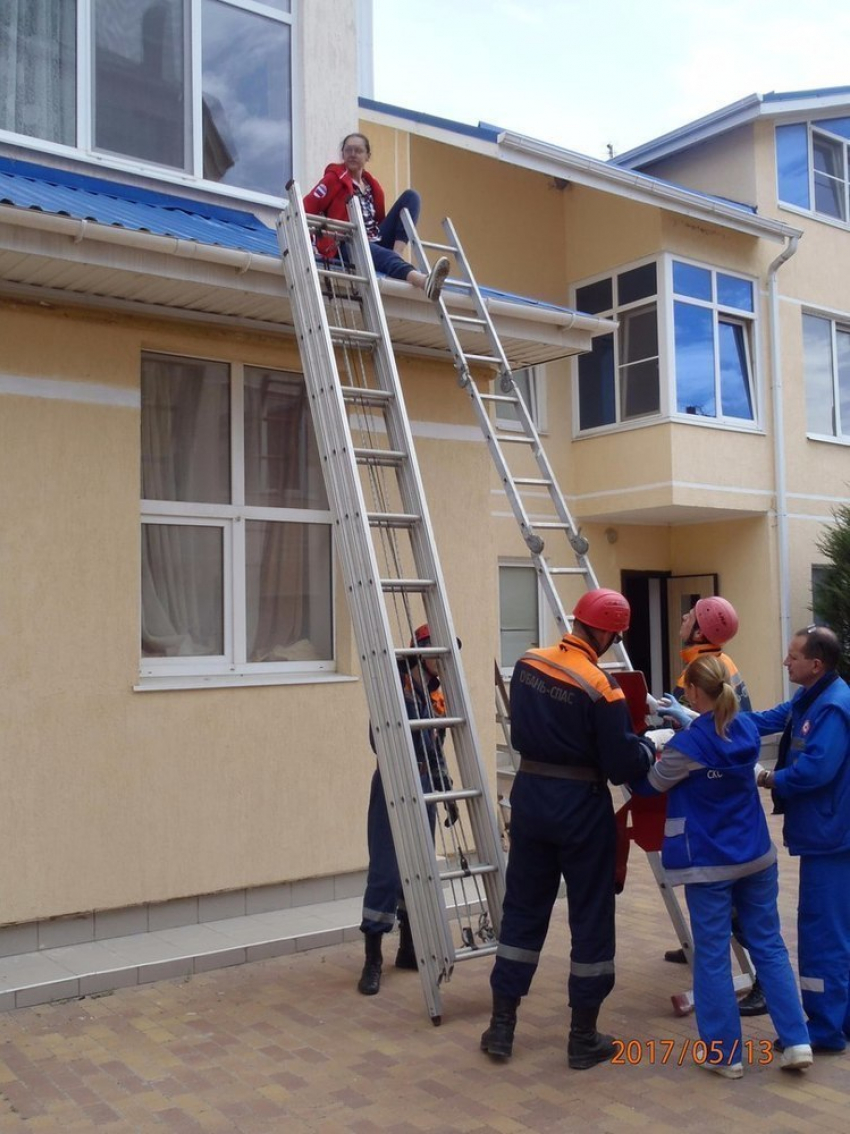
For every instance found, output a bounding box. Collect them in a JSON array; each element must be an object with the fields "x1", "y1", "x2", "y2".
[
  {"x1": 424, "y1": 257, "x2": 450, "y2": 303},
  {"x1": 779, "y1": 1043, "x2": 813, "y2": 1072},
  {"x1": 705, "y1": 1061, "x2": 743, "y2": 1079}
]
